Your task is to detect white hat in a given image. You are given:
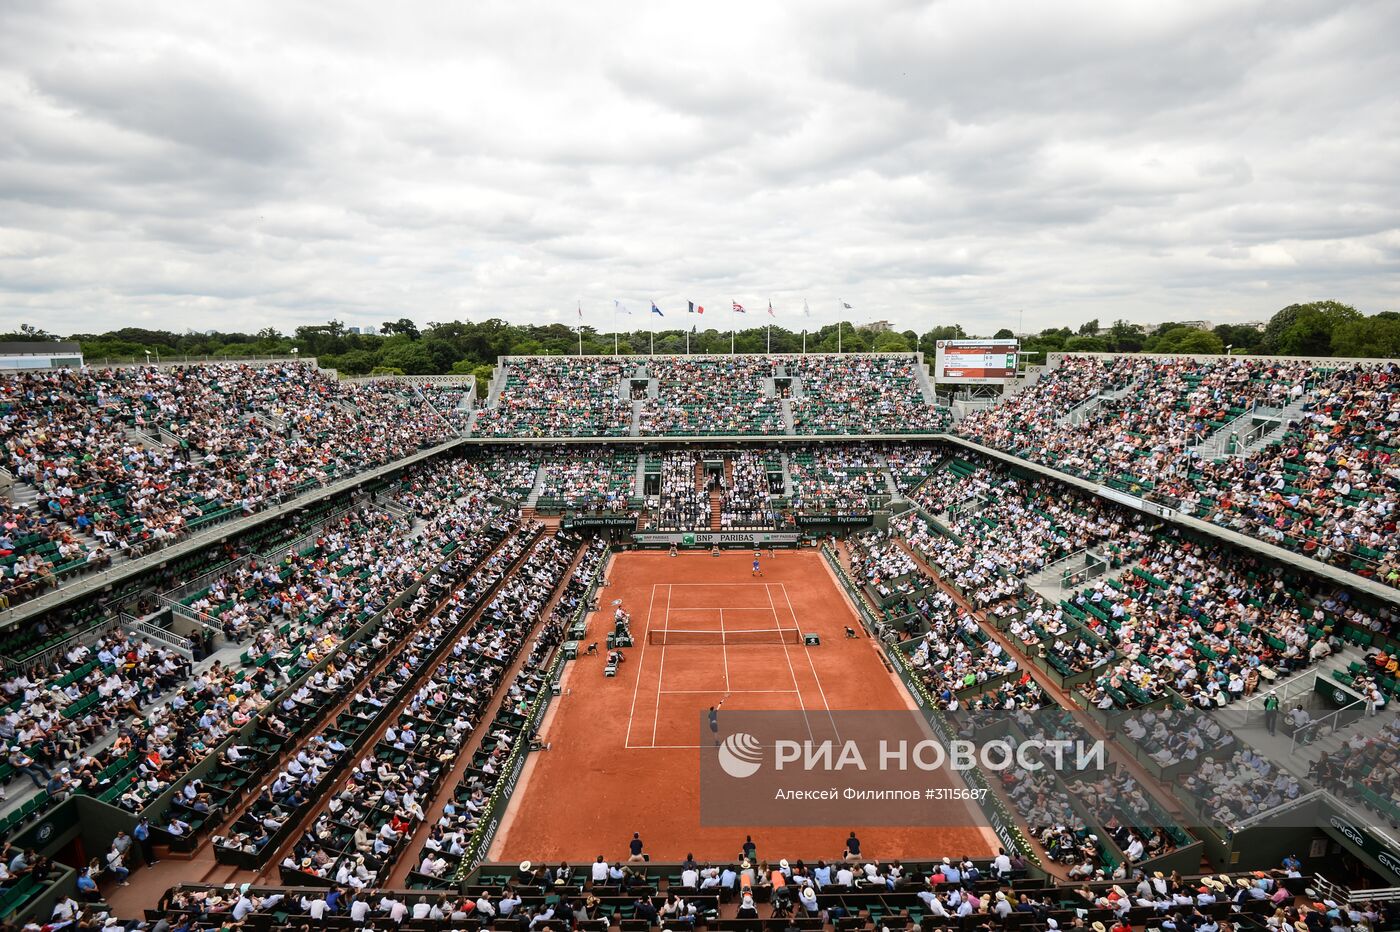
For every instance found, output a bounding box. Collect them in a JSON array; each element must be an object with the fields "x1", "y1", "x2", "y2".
[
  {"x1": 779, "y1": 859, "x2": 790, "y2": 870},
  {"x1": 520, "y1": 861, "x2": 532, "y2": 872}
]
